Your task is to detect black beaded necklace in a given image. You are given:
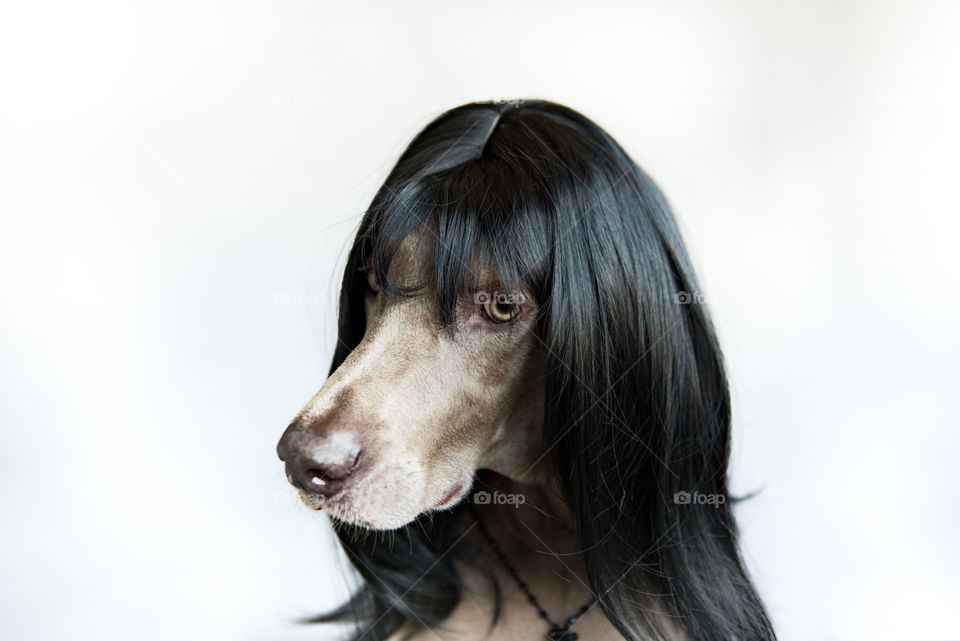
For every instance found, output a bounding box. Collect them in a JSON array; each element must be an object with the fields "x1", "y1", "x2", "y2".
[{"x1": 470, "y1": 506, "x2": 595, "y2": 641}]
